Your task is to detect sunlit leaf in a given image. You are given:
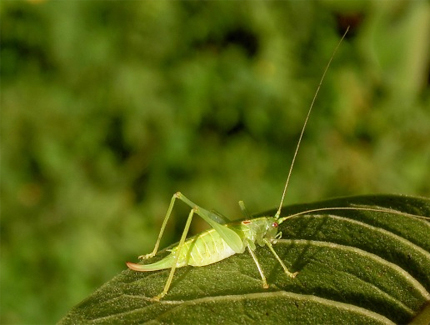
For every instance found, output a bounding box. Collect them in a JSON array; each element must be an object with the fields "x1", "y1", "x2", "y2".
[{"x1": 59, "y1": 195, "x2": 430, "y2": 324}]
